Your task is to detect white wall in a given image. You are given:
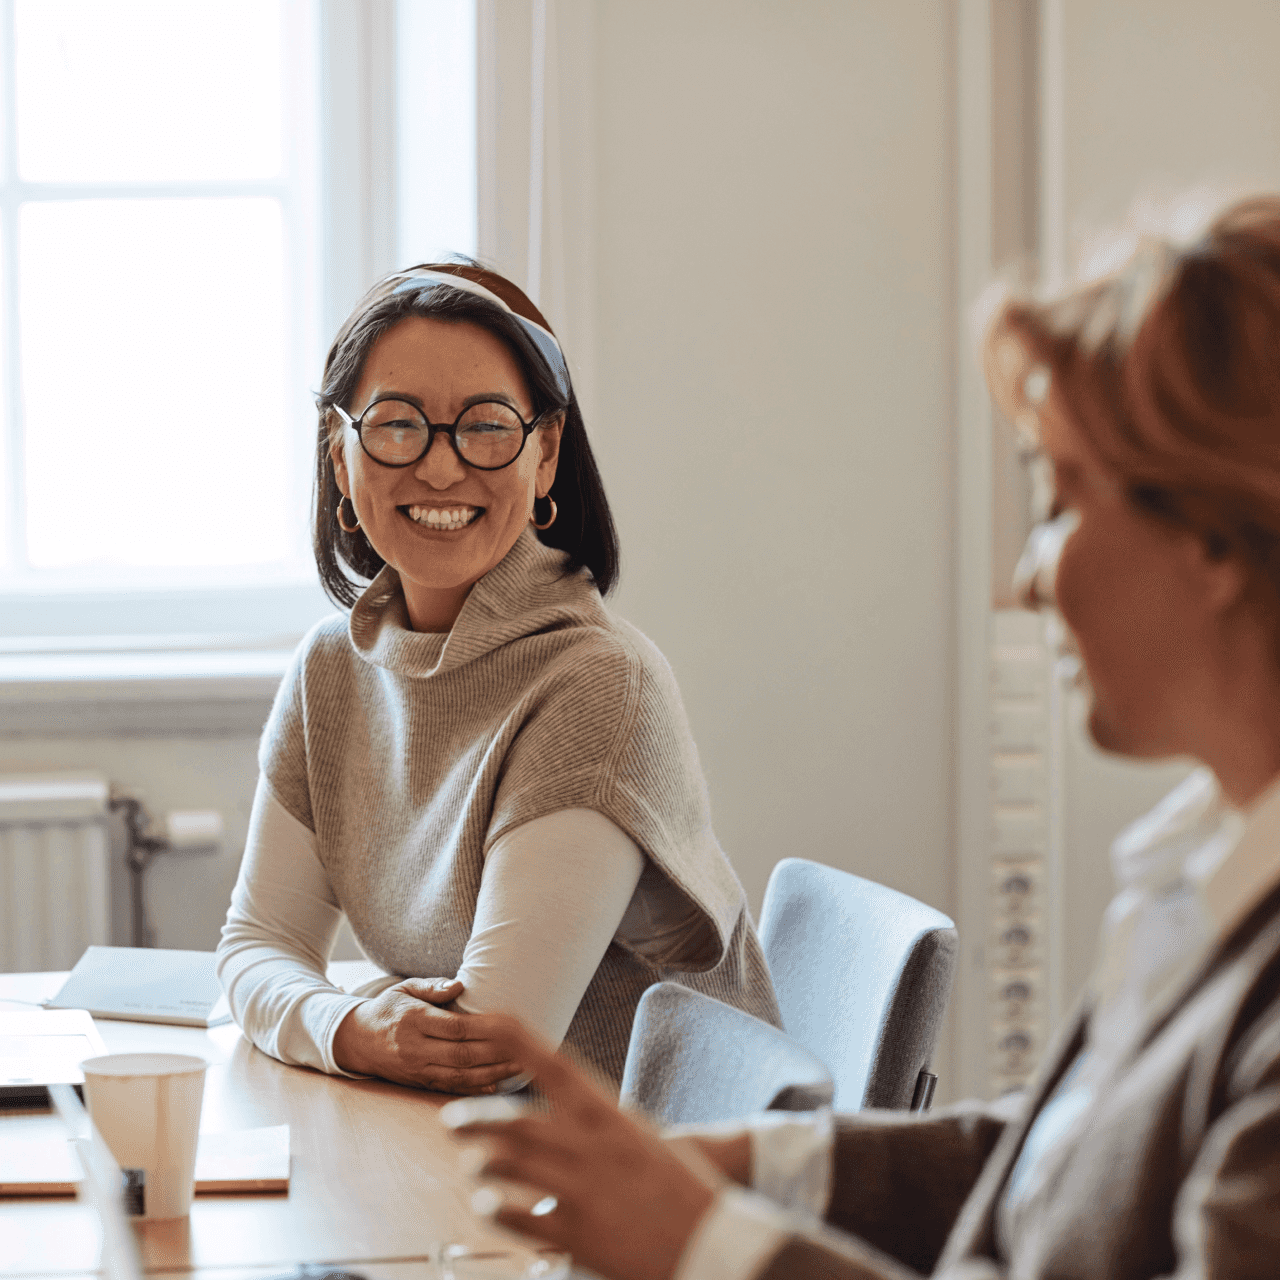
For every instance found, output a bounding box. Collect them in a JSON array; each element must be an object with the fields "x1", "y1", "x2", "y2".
[
  {"x1": 586, "y1": 1, "x2": 956, "y2": 921},
  {"x1": 1061, "y1": 0, "x2": 1280, "y2": 237},
  {"x1": 504, "y1": 0, "x2": 962, "y2": 1097}
]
